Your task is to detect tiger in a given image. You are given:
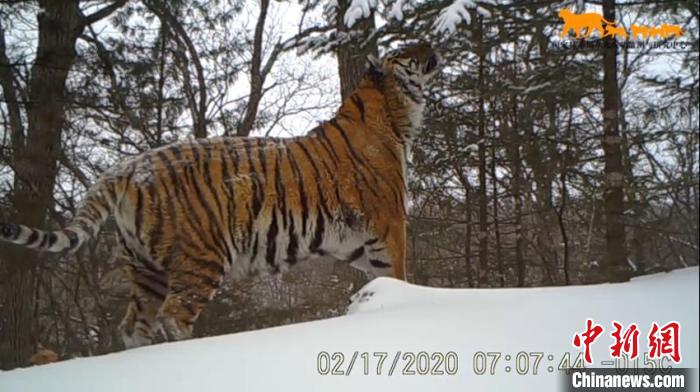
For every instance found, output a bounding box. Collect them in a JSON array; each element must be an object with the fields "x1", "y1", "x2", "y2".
[{"x1": 0, "y1": 43, "x2": 441, "y2": 349}]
